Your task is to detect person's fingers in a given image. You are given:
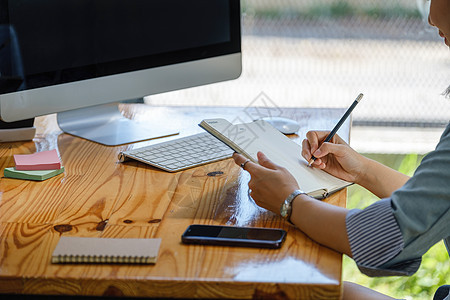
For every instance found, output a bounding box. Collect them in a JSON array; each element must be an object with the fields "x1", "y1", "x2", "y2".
[
  {"x1": 316, "y1": 161, "x2": 326, "y2": 169},
  {"x1": 313, "y1": 142, "x2": 346, "y2": 159},
  {"x1": 310, "y1": 157, "x2": 323, "y2": 168},
  {"x1": 330, "y1": 133, "x2": 347, "y2": 145},
  {"x1": 233, "y1": 153, "x2": 254, "y2": 170},
  {"x1": 232, "y1": 153, "x2": 266, "y2": 173},
  {"x1": 232, "y1": 153, "x2": 246, "y2": 165},
  {"x1": 256, "y1": 152, "x2": 280, "y2": 170},
  {"x1": 301, "y1": 138, "x2": 312, "y2": 161},
  {"x1": 305, "y1": 131, "x2": 322, "y2": 154},
  {"x1": 301, "y1": 138, "x2": 325, "y2": 168},
  {"x1": 306, "y1": 130, "x2": 347, "y2": 148}
]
